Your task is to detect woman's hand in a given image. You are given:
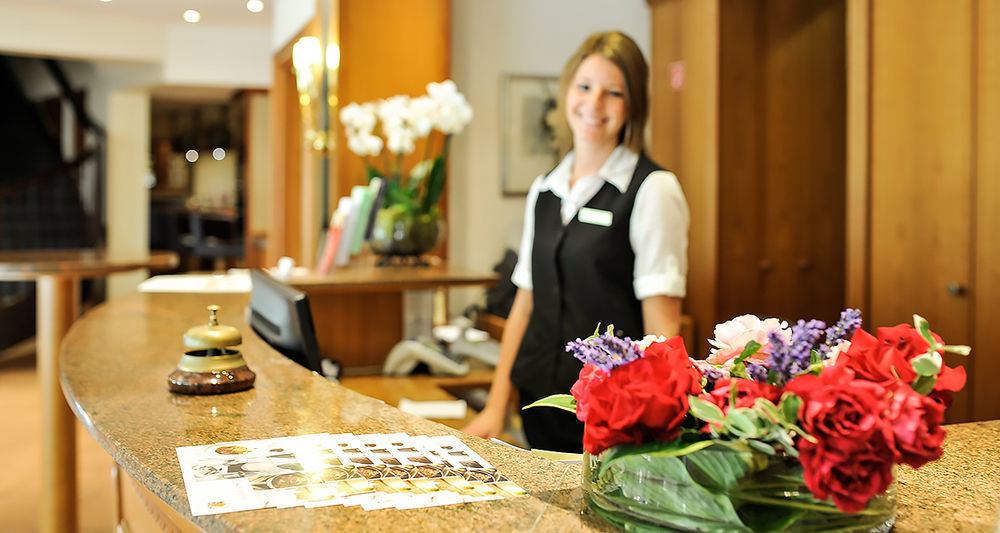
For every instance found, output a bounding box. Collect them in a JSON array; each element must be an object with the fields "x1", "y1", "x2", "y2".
[{"x1": 462, "y1": 404, "x2": 507, "y2": 439}]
